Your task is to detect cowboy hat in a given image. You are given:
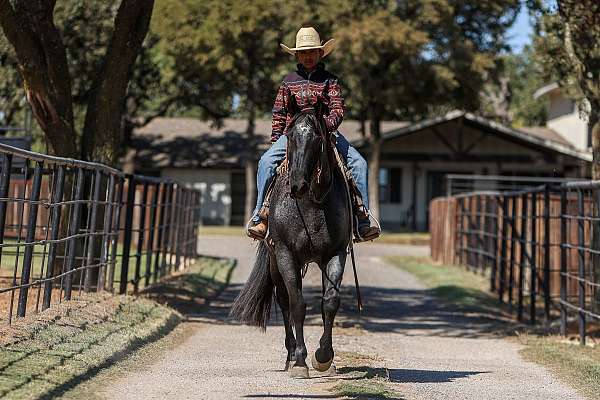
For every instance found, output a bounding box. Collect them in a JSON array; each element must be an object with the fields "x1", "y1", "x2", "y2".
[{"x1": 280, "y1": 27, "x2": 335, "y2": 58}]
